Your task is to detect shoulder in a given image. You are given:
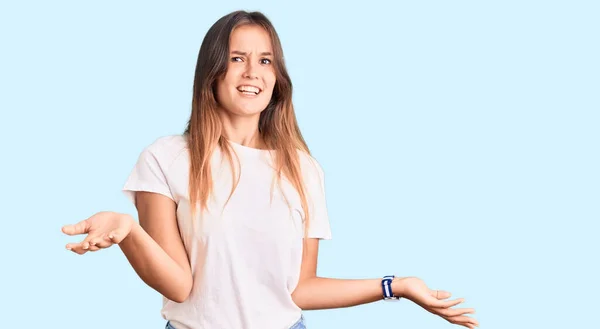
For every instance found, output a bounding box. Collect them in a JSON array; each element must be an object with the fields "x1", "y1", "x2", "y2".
[
  {"x1": 140, "y1": 134, "x2": 189, "y2": 169},
  {"x1": 296, "y1": 149, "x2": 325, "y2": 181},
  {"x1": 146, "y1": 134, "x2": 188, "y2": 153}
]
